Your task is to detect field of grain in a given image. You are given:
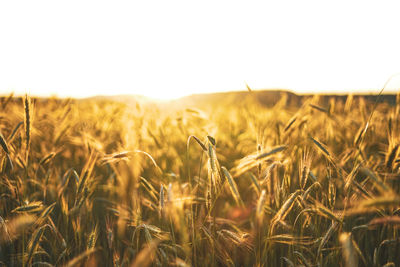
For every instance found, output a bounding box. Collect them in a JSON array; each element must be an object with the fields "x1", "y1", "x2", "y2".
[{"x1": 0, "y1": 92, "x2": 399, "y2": 267}]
